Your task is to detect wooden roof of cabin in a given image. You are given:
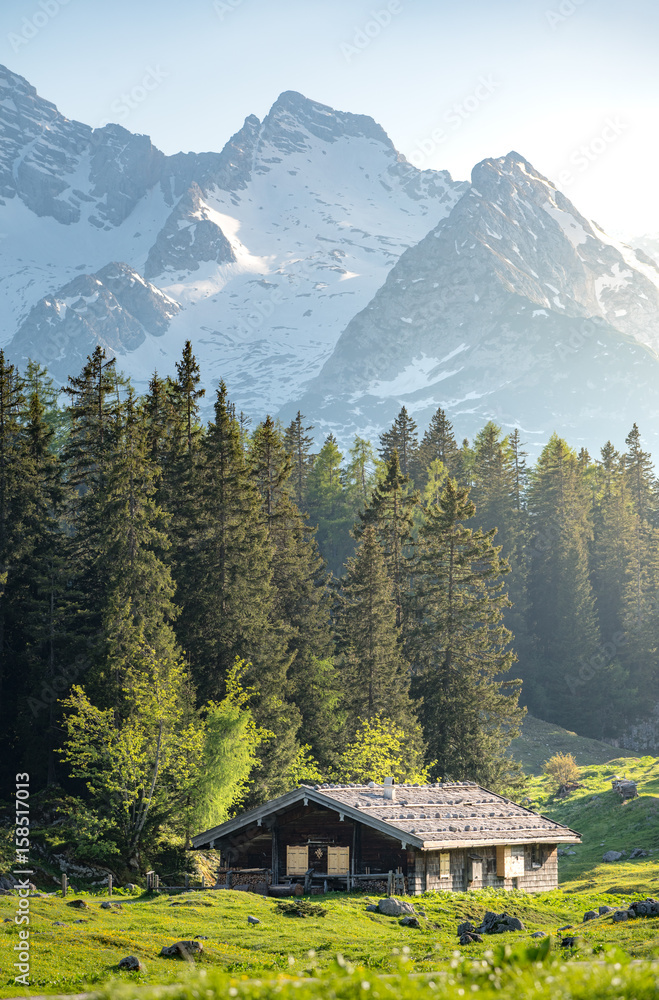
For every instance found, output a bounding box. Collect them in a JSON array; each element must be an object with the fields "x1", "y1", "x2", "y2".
[{"x1": 192, "y1": 781, "x2": 580, "y2": 850}]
